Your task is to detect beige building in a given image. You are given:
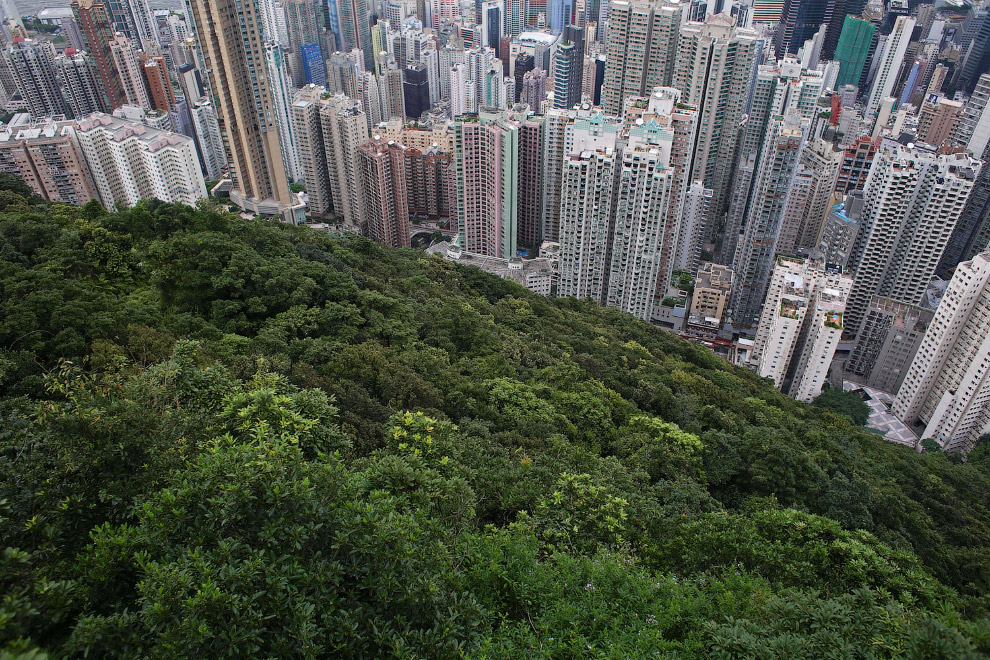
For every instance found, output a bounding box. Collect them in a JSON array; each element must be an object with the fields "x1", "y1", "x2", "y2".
[
  {"x1": 0, "y1": 115, "x2": 96, "y2": 205},
  {"x1": 357, "y1": 136, "x2": 411, "y2": 248},
  {"x1": 686, "y1": 262, "x2": 733, "y2": 338},
  {"x1": 917, "y1": 94, "x2": 964, "y2": 147},
  {"x1": 187, "y1": 0, "x2": 304, "y2": 222}
]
